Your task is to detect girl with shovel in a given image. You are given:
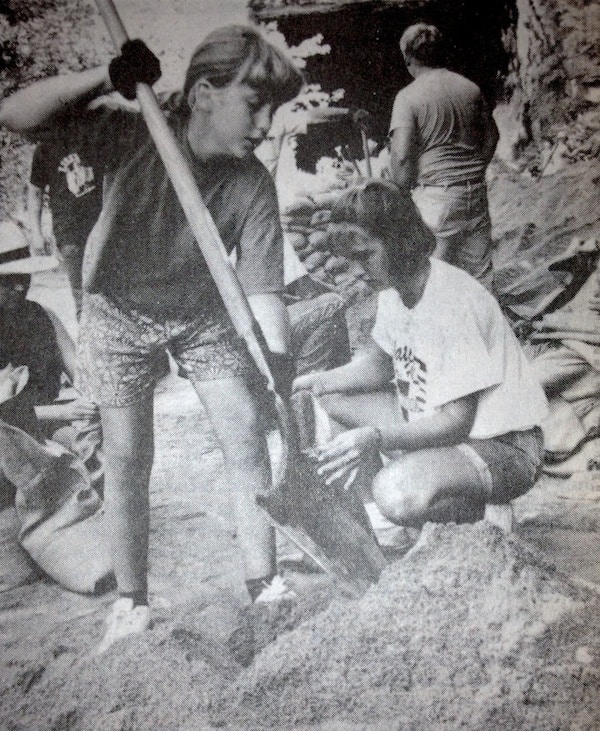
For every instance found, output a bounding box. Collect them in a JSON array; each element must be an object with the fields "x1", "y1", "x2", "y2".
[{"x1": 0, "y1": 25, "x2": 303, "y2": 653}]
